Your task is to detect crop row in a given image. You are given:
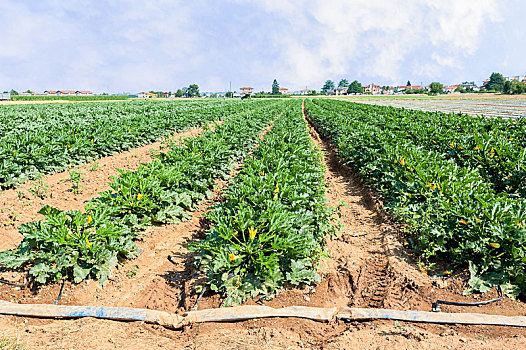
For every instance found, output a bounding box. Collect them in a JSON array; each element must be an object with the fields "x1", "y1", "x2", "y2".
[
  {"x1": 0, "y1": 100, "x2": 263, "y2": 189},
  {"x1": 306, "y1": 99, "x2": 526, "y2": 297},
  {"x1": 317, "y1": 99, "x2": 526, "y2": 197},
  {"x1": 191, "y1": 100, "x2": 335, "y2": 305},
  {"x1": 0, "y1": 100, "x2": 291, "y2": 285}
]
